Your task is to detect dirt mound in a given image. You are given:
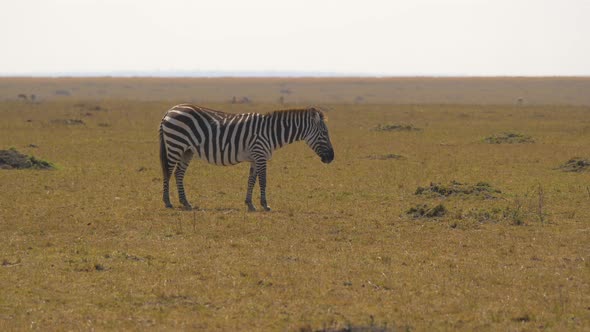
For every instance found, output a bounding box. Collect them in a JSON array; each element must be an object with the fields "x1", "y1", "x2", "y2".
[
  {"x1": 484, "y1": 132, "x2": 534, "y2": 144},
  {"x1": 0, "y1": 149, "x2": 55, "y2": 170},
  {"x1": 406, "y1": 203, "x2": 447, "y2": 219},
  {"x1": 557, "y1": 157, "x2": 590, "y2": 172},
  {"x1": 373, "y1": 123, "x2": 421, "y2": 132},
  {"x1": 415, "y1": 181, "x2": 501, "y2": 199}
]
